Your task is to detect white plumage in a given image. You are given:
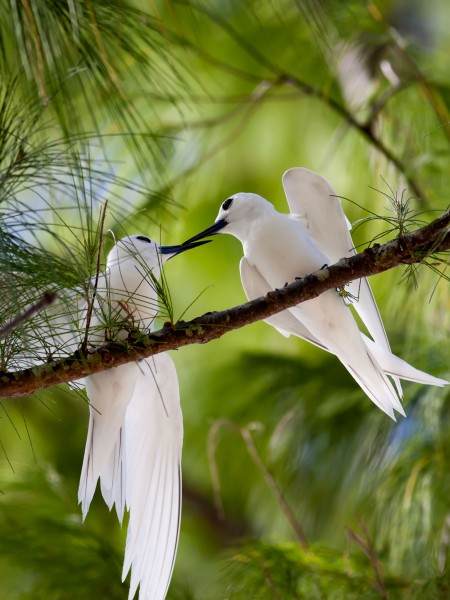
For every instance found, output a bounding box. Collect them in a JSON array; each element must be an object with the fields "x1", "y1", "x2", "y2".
[
  {"x1": 183, "y1": 168, "x2": 448, "y2": 419},
  {"x1": 78, "y1": 235, "x2": 202, "y2": 599}
]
